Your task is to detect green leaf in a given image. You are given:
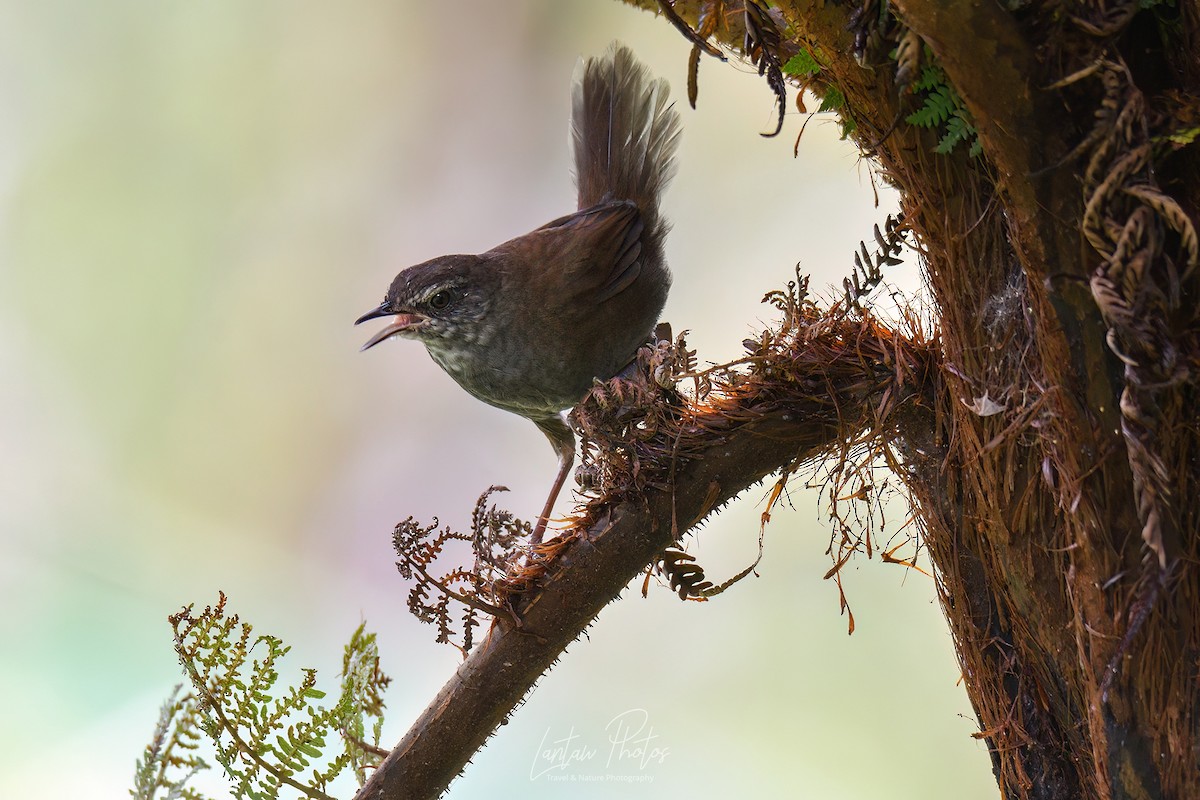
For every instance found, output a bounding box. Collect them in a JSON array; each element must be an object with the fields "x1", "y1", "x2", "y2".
[
  {"x1": 818, "y1": 86, "x2": 845, "y2": 114},
  {"x1": 935, "y1": 115, "x2": 967, "y2": 153},
  {"x1": 910, "y1": 64, "x2": 946, "y2": 92},
  {"x1": 1166, "y1": 126, "x2": 1199, "y2": 145},
  {"x1": 782, "y1": 48, "x2": 820, "y2": 77},
  {"x1": 904, "y1": 56, "x2": 980, "y2": 156}
]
